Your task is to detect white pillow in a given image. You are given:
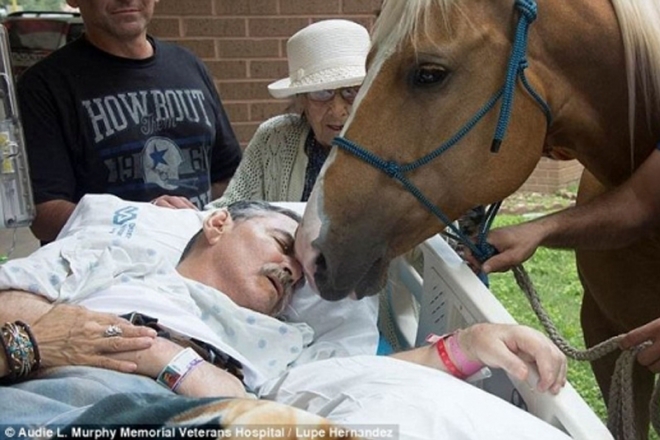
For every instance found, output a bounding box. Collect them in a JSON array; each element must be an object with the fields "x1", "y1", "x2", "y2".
[
  {"x1": 57, "y1": 194, "x2": 206, "y2": 265},
  {"x1": 56, "y1": 195, "x2": 379, "y2": 359}
]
